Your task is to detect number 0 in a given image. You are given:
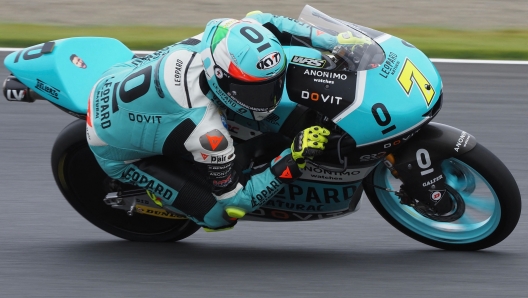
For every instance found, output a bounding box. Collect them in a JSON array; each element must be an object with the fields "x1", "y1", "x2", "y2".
[
  {"x1": 416, "y1": 148, "x2": 434, "y2": 176},
  {"x1": 239, "y1": 26, "x2": 271, "y2": 52},
  {"x1": 119, "y1": 66, "x2": 152, "y2": 103},
  {"x1": 372, "y1": 103, "x2": 396, "y2": 134}
]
